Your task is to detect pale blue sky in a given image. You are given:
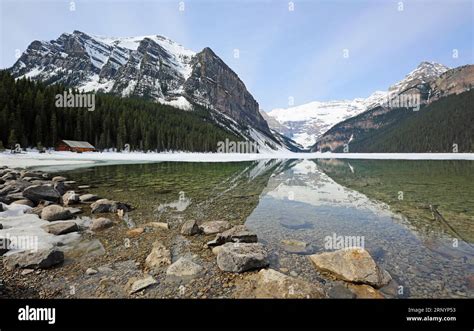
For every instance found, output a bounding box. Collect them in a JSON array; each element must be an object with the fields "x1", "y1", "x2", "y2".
[{"x1": 1, "y1": 0, "x2": 472, "y2": 110}]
